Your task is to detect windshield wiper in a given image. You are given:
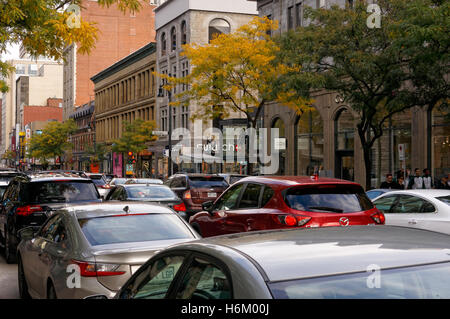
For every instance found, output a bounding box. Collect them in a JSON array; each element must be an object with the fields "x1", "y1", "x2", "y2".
[{"x1": 308, "y1": 206, "x2": 344, "y2": 213}]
